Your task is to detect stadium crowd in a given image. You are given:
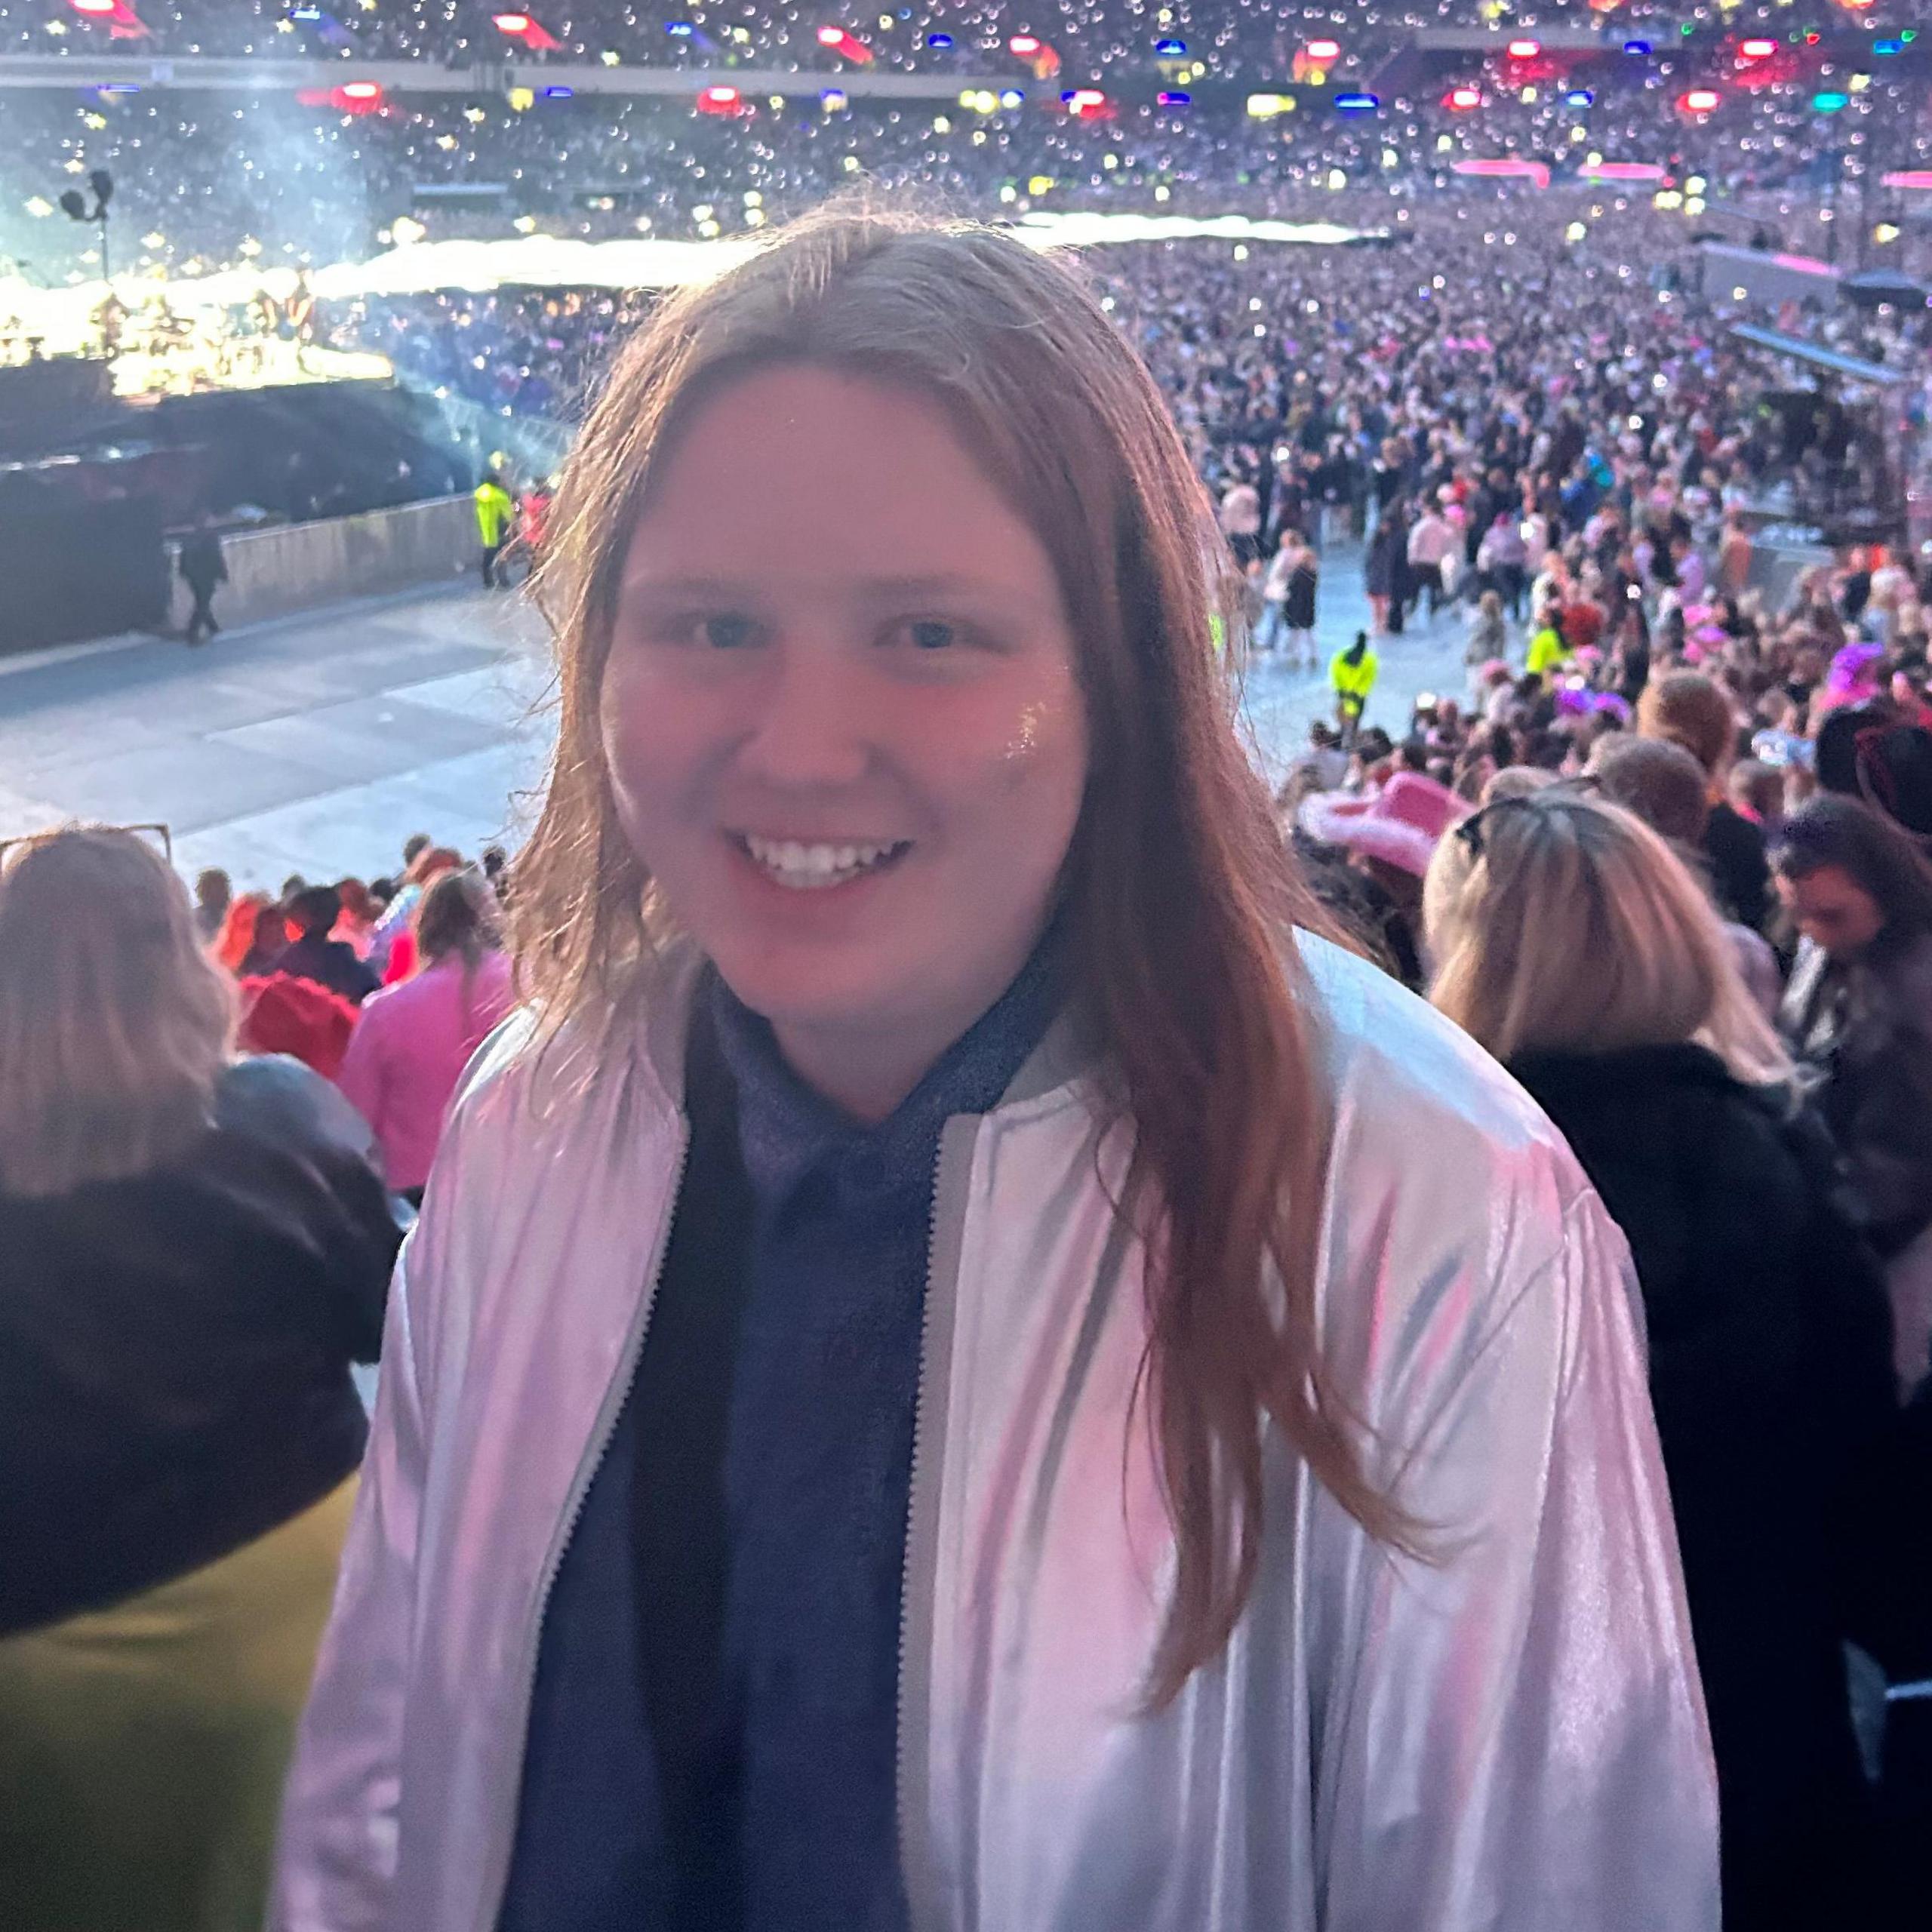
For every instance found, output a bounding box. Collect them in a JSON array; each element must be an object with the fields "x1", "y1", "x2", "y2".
[
  {"x1": 4, "y1": 54, "x2": 1927, "y2": 282},
  {"x1": 2, "y1": 29, "x2": 1932, "y2": 1932}
]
